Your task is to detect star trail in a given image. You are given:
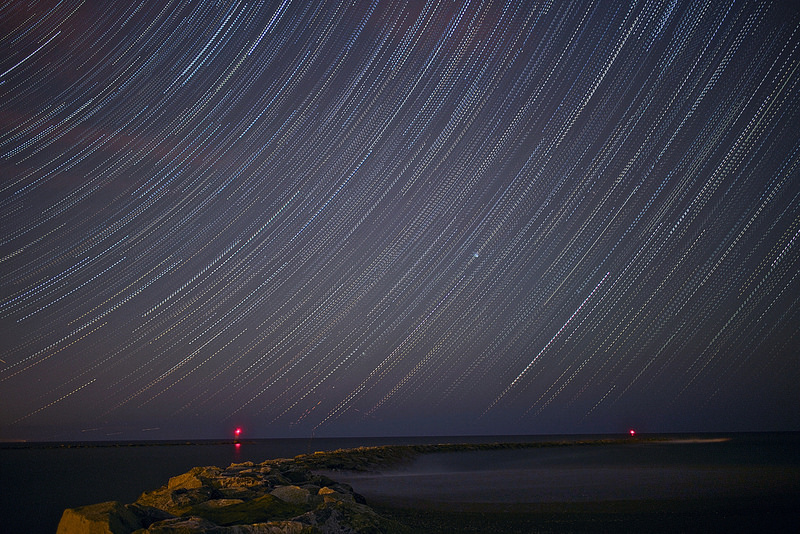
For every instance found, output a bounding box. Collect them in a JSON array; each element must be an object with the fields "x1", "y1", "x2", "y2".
[{"x1": 1, "y1": 0, "x2": 799, "y2": 441}]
